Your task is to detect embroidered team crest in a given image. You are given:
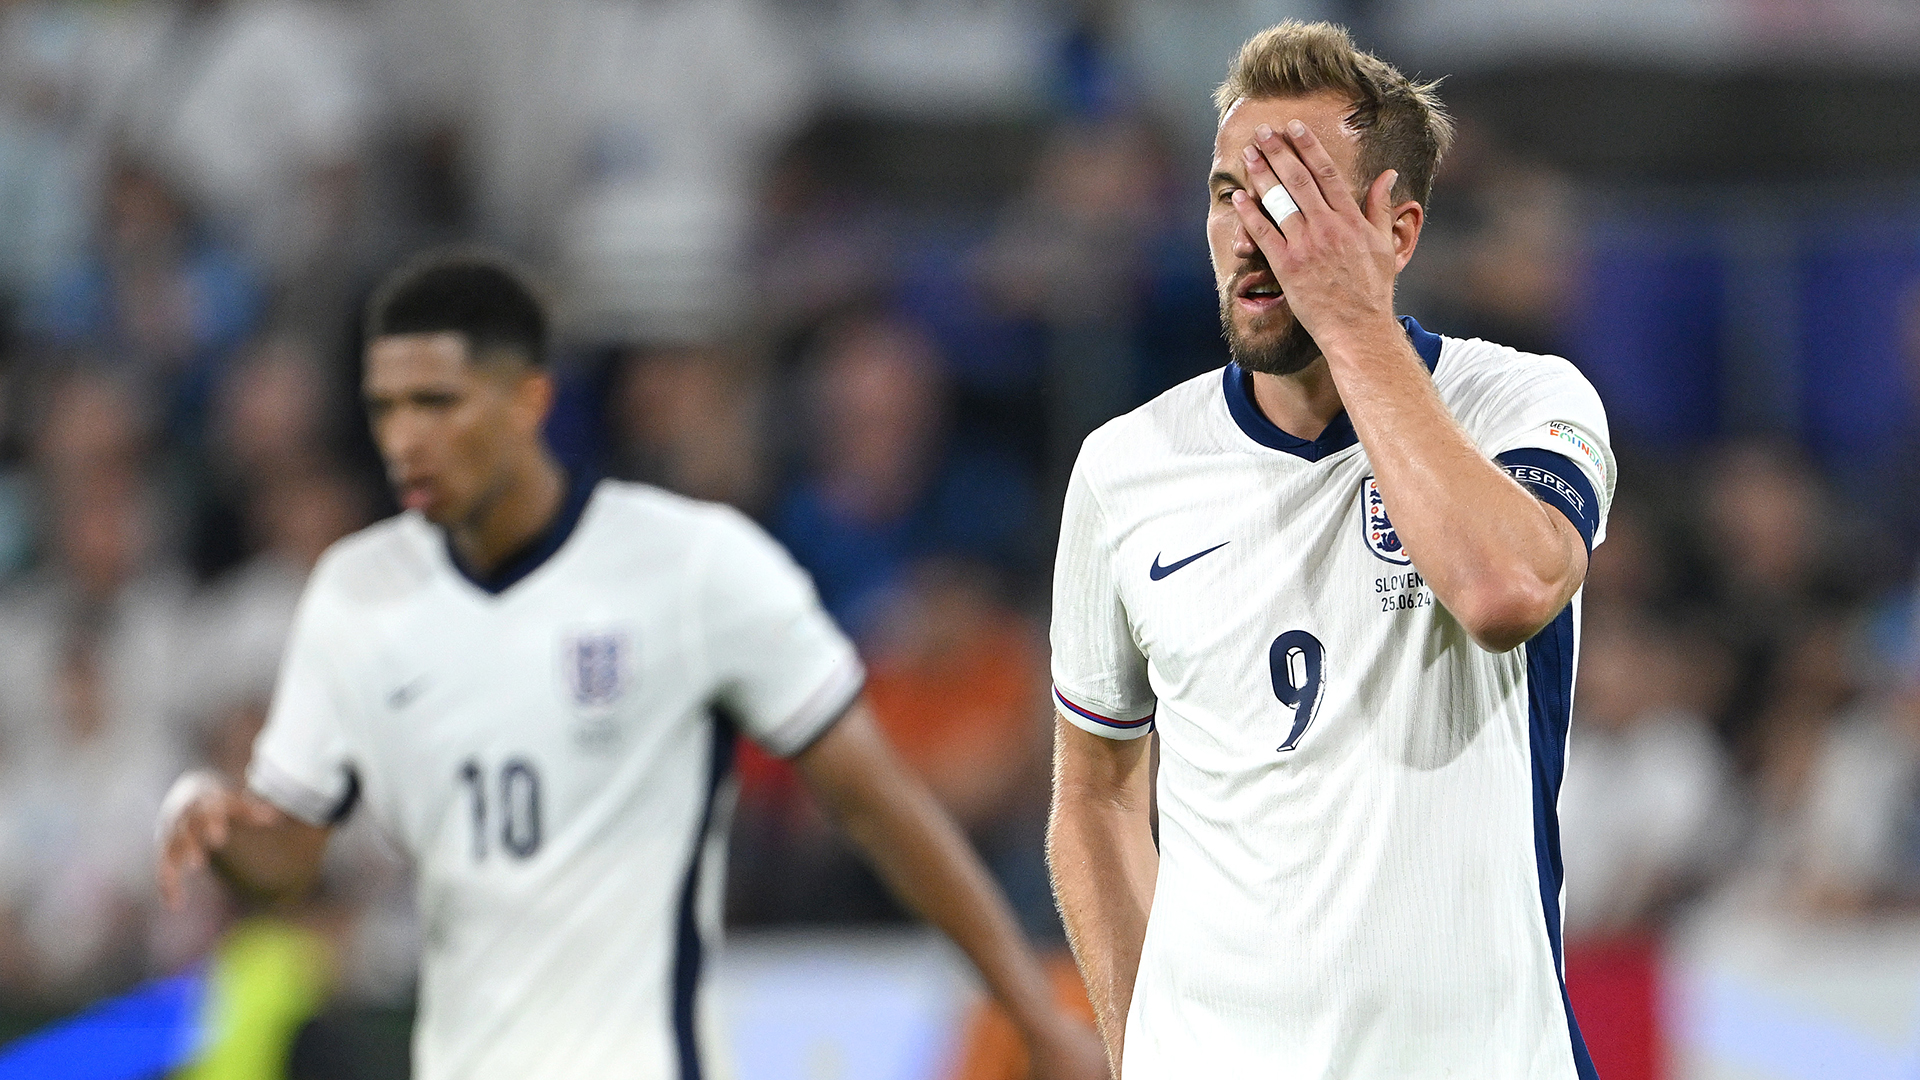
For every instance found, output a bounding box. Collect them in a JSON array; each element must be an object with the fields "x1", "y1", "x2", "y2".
[
  {"x1": 566, "y1": 633, "x2": 629, "y2": 707},
  {"x1": 1361, "y1": 476, "x2": 1410, "y2": 565}
]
